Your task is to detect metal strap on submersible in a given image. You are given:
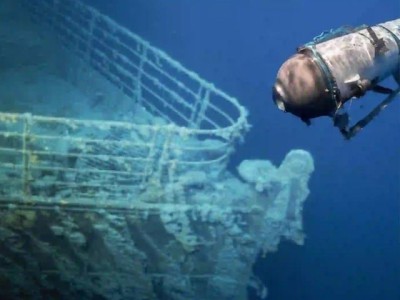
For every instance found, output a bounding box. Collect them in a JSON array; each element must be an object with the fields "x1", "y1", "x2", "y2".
[
  {"x1": 297, "y1": 44, "x2": 341, "y2": 109},
  {"x1": 377, "y1": 24, "x2": 400, "y2": 75},
  {"x1": 343, "y1": 25, "x2": 400, "y2": 140}
]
